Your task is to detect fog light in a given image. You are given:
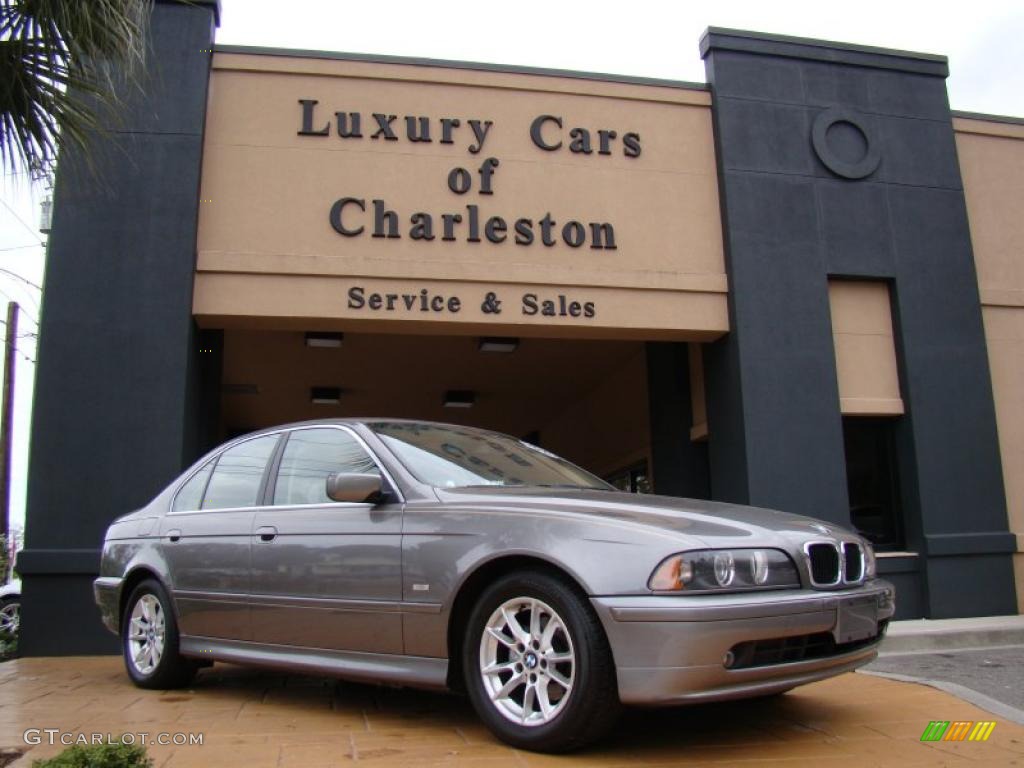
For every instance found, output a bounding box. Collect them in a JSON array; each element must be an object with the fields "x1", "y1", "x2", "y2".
[{"x1": 723, "y1": 651, "x2": 735, "y2": 669}]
